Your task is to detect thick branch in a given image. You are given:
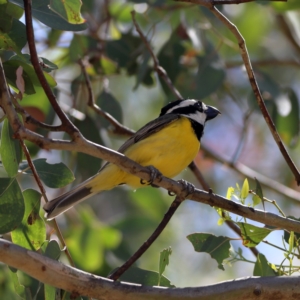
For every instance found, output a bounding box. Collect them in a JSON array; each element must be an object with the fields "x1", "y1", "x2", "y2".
[{"x1": 0, "y1": 239, "x2": 299, "y2": 300}]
